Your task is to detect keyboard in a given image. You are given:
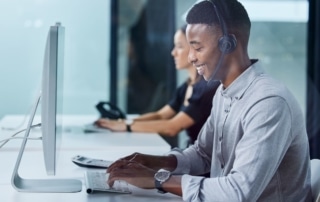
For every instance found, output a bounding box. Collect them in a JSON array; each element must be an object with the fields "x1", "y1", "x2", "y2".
[
  {"x1": 83, "y1": 124, "x2": 111, "y2": 133},
  {"x1": 84, "y1": 170, "x2": 131, "y2": 194}
]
